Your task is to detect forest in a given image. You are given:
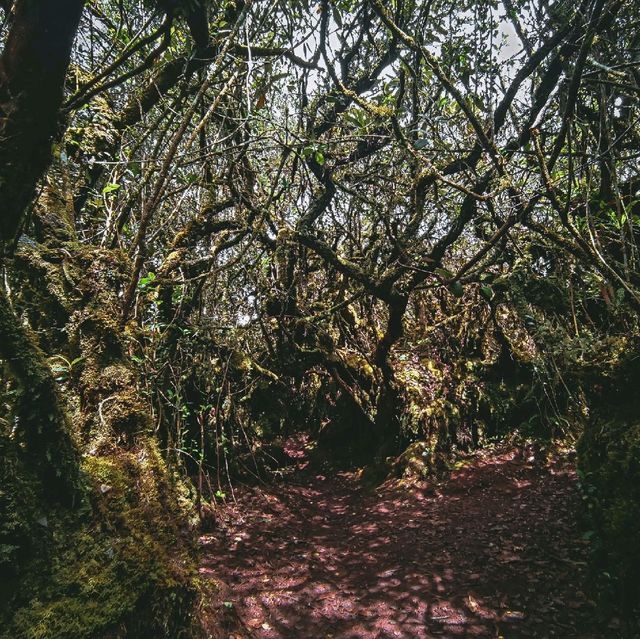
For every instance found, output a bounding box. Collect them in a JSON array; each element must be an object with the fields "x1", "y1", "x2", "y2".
[{"x1": 0, "y1": 0, "x2": 639, "y2": 637}]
